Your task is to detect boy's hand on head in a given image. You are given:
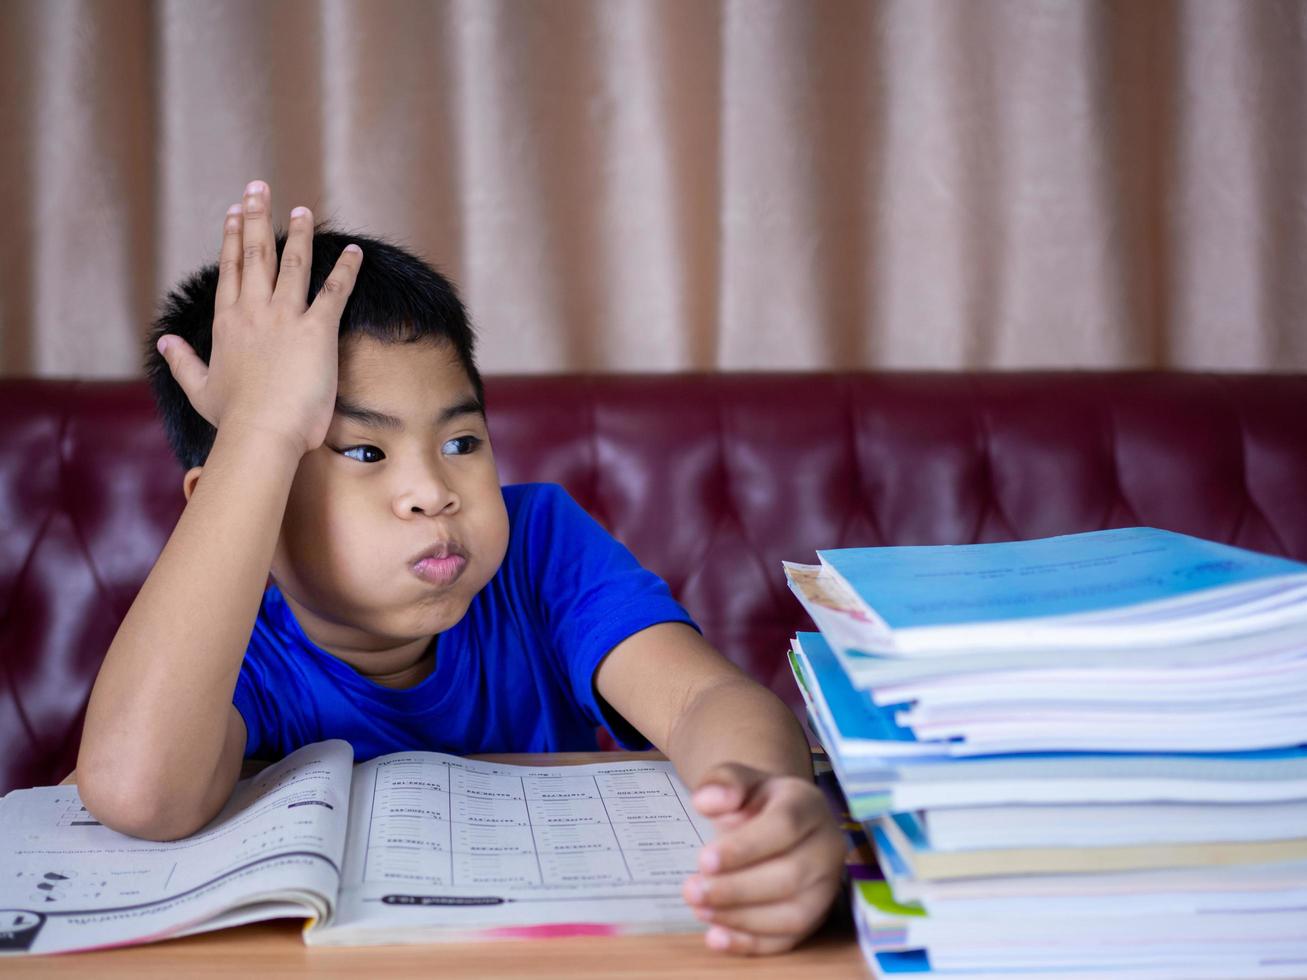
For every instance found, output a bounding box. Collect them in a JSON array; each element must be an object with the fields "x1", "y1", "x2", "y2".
[
  {"x1": 155, "y1": 180, "x2": 363, "y2": 458},
  {"x1": 682, "y1": 763, "x2": 845, "y2": 955}
]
